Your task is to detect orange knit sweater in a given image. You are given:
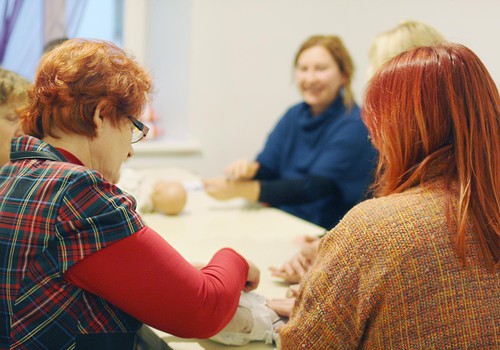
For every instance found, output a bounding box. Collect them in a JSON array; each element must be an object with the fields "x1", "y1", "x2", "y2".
[{"x1": 279, "y1": 180, "x2": 499, "y2": 349}]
